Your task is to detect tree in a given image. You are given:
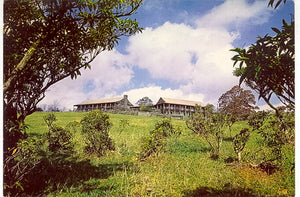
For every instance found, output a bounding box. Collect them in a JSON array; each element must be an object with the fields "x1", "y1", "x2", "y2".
[
  {"x1": 139, "y1": 105, "x2": 153, "y2": 112},
  {"x1": 218, "y1": 85, "x2": 258, "y2": 119},
  {"x1": 4, "y1": 0, "x2": 143, "y2": 150},
  {"x1": 203, "y1": 104, "x2": 215, "y2": 114},
  {"x1": 230, "y1": 19, "x2": 294, "y2": 114},
  {"x1": 136, "y1": 96, "x2": 153, "y2": 106}
]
